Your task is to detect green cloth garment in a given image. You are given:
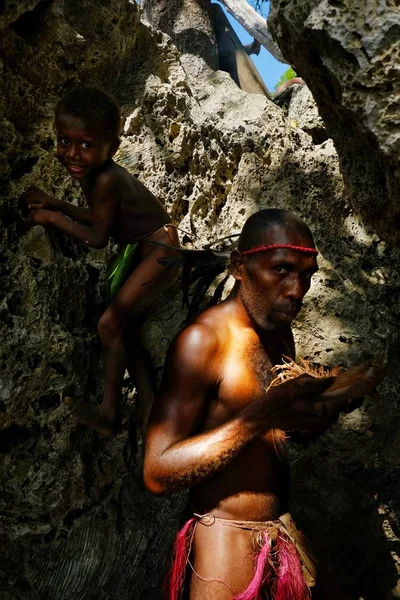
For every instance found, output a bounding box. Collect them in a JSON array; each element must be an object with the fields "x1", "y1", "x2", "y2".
[{"x1": 104, "y1": 242, "x2": 139, "y2": 303}]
